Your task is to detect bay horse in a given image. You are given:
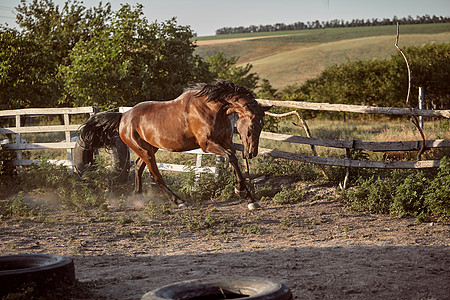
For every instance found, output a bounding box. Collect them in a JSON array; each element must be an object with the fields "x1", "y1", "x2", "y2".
[{"x1": 78, "y1": 81, "x2": 269, "y2": 210}]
